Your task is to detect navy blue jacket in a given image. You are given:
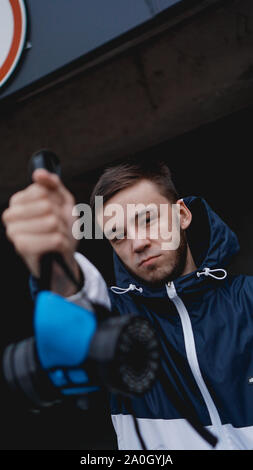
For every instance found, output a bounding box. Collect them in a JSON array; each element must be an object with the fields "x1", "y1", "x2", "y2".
[{"x1": 107, "y1": 197, "x2": 253, "y2": 449}]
